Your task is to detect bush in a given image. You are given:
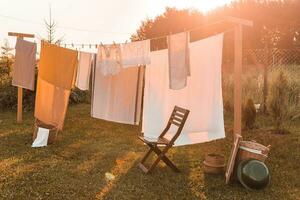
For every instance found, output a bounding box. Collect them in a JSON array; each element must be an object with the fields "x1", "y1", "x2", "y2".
[
  {"x1": 242, "y1": 98, "x2": 256, "y2": 129},
  {"x1": 0, "y1": 75, "x2": 17, "y2": 111},
  {"x1": 69, "y1": 88, "x2": 91, "y2": 105},
  {"x1": 267, "y1": 70, "x2": 300, "y2": 134}
]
